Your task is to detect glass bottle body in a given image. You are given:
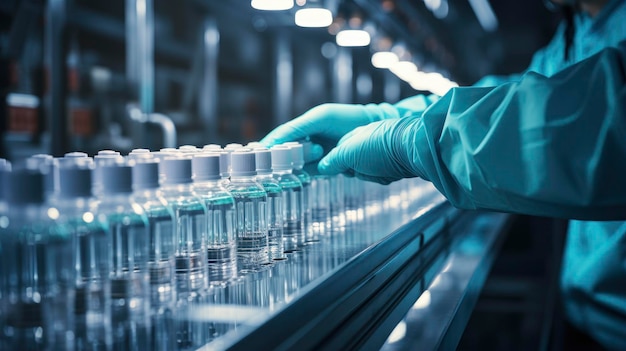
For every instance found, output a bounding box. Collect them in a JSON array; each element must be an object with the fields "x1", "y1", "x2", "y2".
[
  {"x1": 0, "y1": 204, "x2": 75, "y2": 350},
  {"x1": 273, "y1": 171, "x2": 303, "y2": 253},
  {"x1": 193, "y1": 181, "x2": 237, "y2": 285},
  {"x1": 54, "y1": 196, "x2": 113, "y2": 350},
  {"x1": 293, "y1": 168, "x2": 311, "y2": 247},
  {"x1": 256, "y1": 174, "x2": 285, "y2": 261},
  {"x1": 98, "y1": 194, "x2": 151, "y2": 350},
  {"x1": 160, "y1": 184, "x2": 208, "y2": 297},
  {"x1": 226, "y1": 177, "x2": 269, "y2": 274},
  {"x1": 134, "y1": 189, "x2": 177, "y2": 307}
]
